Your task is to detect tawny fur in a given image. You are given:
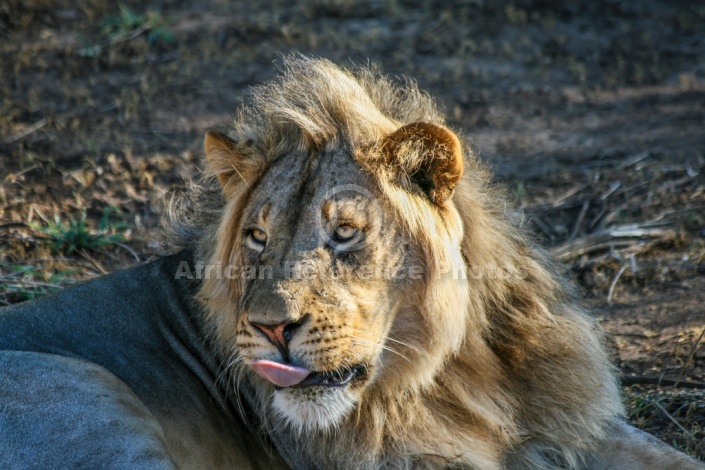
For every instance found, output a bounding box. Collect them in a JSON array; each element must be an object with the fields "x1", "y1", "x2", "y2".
[{"x1": 166, "y1": 55, "x2": 622, "y2": 469}]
